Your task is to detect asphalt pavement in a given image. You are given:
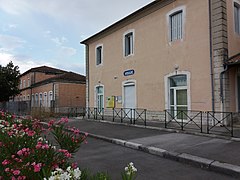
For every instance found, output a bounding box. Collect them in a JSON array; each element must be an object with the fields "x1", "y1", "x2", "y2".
[
  {"x1": 68, "y1": 118, "x2": 240, "y2": 178},
  {"x1": 75, "y1": 137, "x2": 235, "y2": 180}
]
